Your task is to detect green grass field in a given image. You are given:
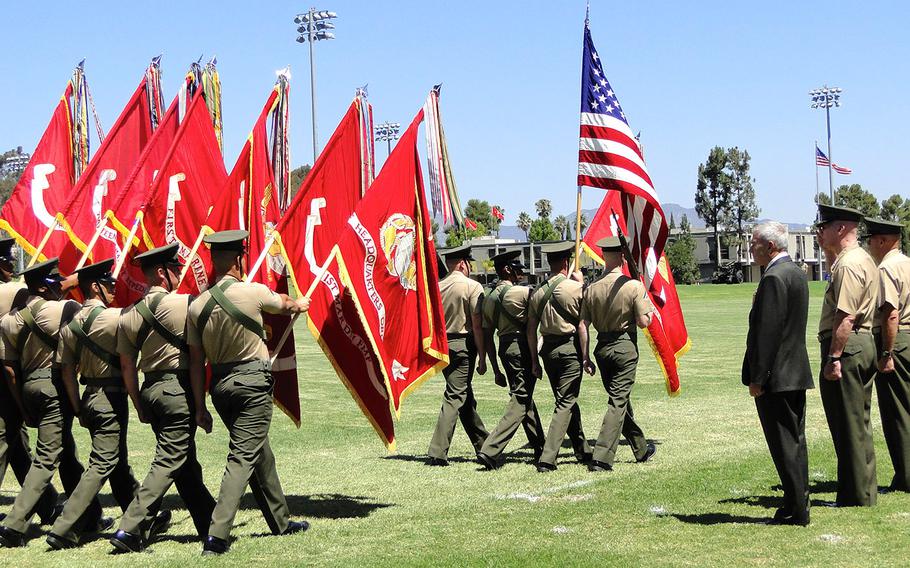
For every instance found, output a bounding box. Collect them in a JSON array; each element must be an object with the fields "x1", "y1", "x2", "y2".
[{"x1": 2, "y1": 282, "x2": 909, "y2": 567}]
